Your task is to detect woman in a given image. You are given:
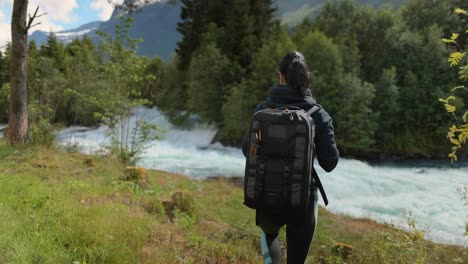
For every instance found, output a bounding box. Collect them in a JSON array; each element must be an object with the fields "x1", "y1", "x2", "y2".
[{"x1": 241, "y1": 51, "x2": 339, "y2": 264}]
